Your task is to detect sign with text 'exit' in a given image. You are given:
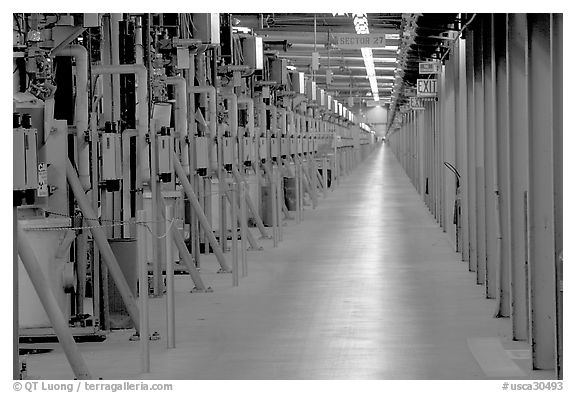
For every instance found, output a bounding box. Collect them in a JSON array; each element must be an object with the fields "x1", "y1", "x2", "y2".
[
  {"x1": 417, "y1": 79, "x2": 437, "y2": 97},
  {"x1": 333, "y1": 33, "x2": 387, "y2": 49}
]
